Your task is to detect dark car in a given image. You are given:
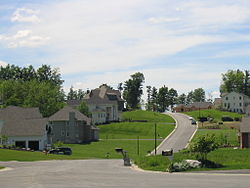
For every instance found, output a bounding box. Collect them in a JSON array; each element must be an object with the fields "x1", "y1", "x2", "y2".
[
  {"x1": 48, "y1": 147, "x2": 72, "y2": 155},
  {"x1": 191, "y1": 120, "x2": 197, "y2": 125}
]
